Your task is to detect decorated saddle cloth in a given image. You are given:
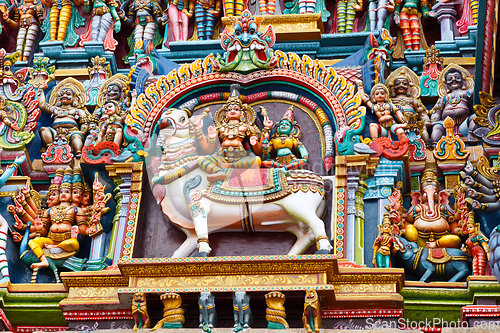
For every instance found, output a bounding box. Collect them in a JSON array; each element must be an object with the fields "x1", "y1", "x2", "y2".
[{"x1": 204, "y1": 168, "x2": 291, "y2": 204}]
